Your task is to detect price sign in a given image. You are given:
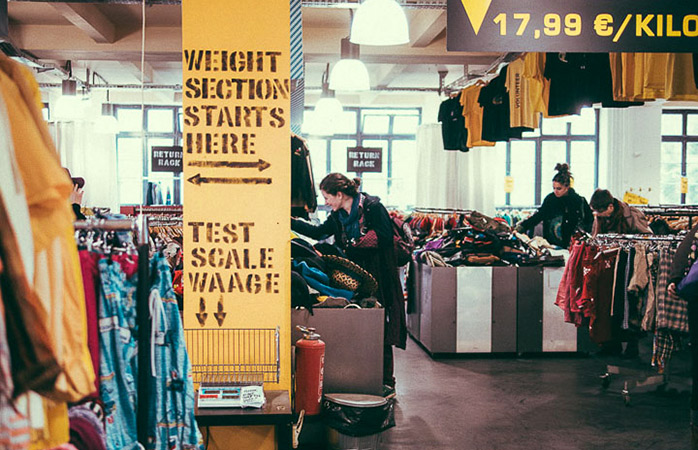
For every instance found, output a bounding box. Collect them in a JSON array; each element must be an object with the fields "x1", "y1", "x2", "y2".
[
  {"x1": 681, "y1": 177, "x2": 689, "y2": 194},
  {"x1": 504, "y1": 176, "x2": 514, "y2": 193},
  {"x1": 448, "y1": 0, "x2": 698, "y2": 52}
]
